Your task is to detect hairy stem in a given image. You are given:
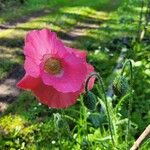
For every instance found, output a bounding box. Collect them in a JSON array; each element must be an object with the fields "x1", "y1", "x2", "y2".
[
  {"x1": 121, "y1": 59, "x2": 133, "y2": 149},
  {"x1": 85, "y1": 72, "x2": 115, "y2": 146}
]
